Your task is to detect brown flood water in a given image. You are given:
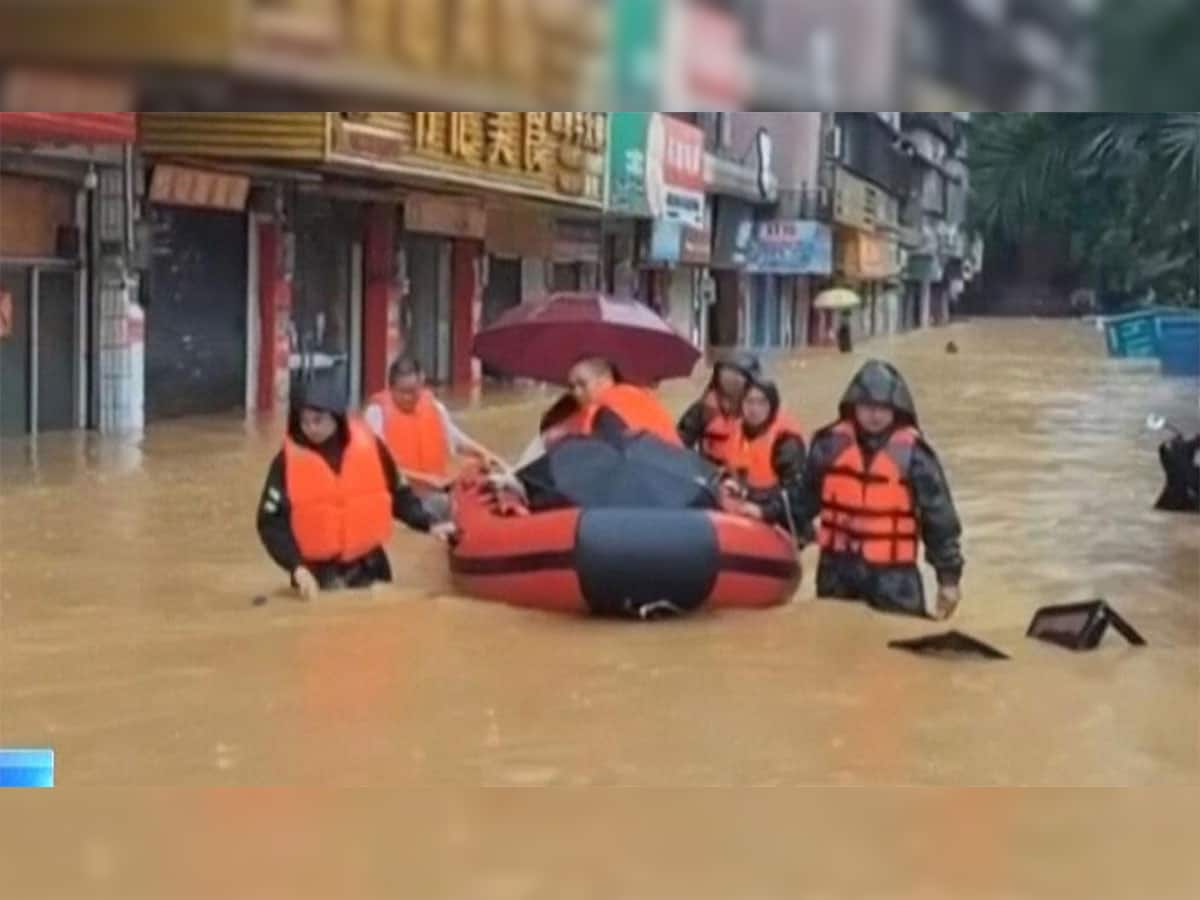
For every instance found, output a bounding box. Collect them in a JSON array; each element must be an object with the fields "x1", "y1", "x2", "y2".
[{"x1": 1, "y1": 319, "x2": 1197, "y2": 791}]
